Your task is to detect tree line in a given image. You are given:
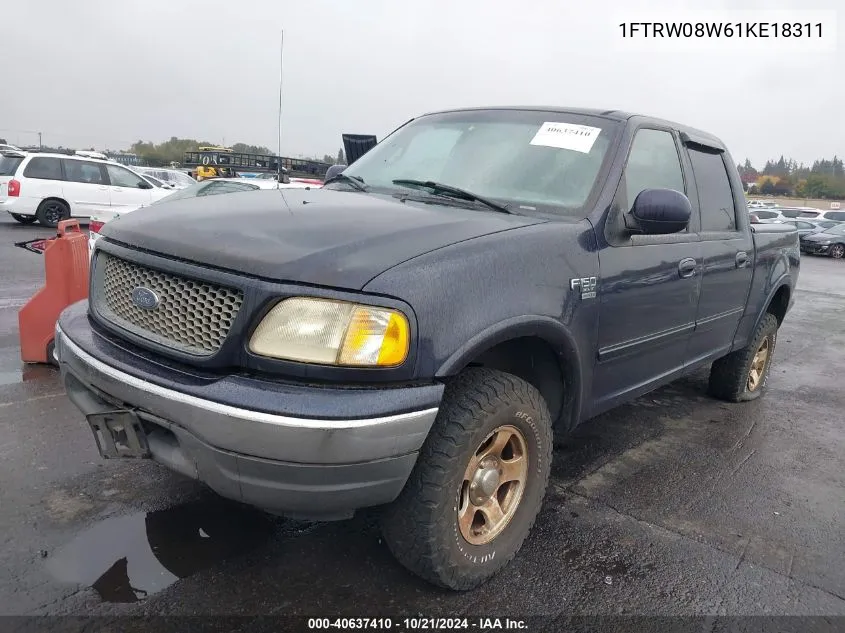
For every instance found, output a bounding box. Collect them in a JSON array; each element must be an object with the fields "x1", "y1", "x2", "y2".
[
  {"x1": 737, "y1": 156, "x2": 845, "y2": 199},
  {"x1": 125, "y1": 137, "x2": 345, "y2": 168}
]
